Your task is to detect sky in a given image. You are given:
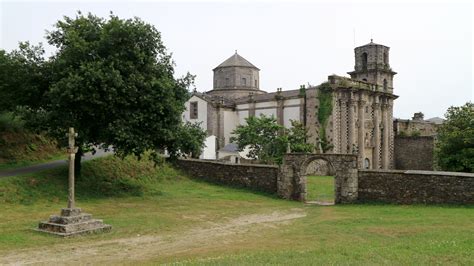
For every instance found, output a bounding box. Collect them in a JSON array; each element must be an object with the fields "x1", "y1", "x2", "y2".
[{"x1": 1, "y1": 0, "x2": 473, "y2": 119}]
